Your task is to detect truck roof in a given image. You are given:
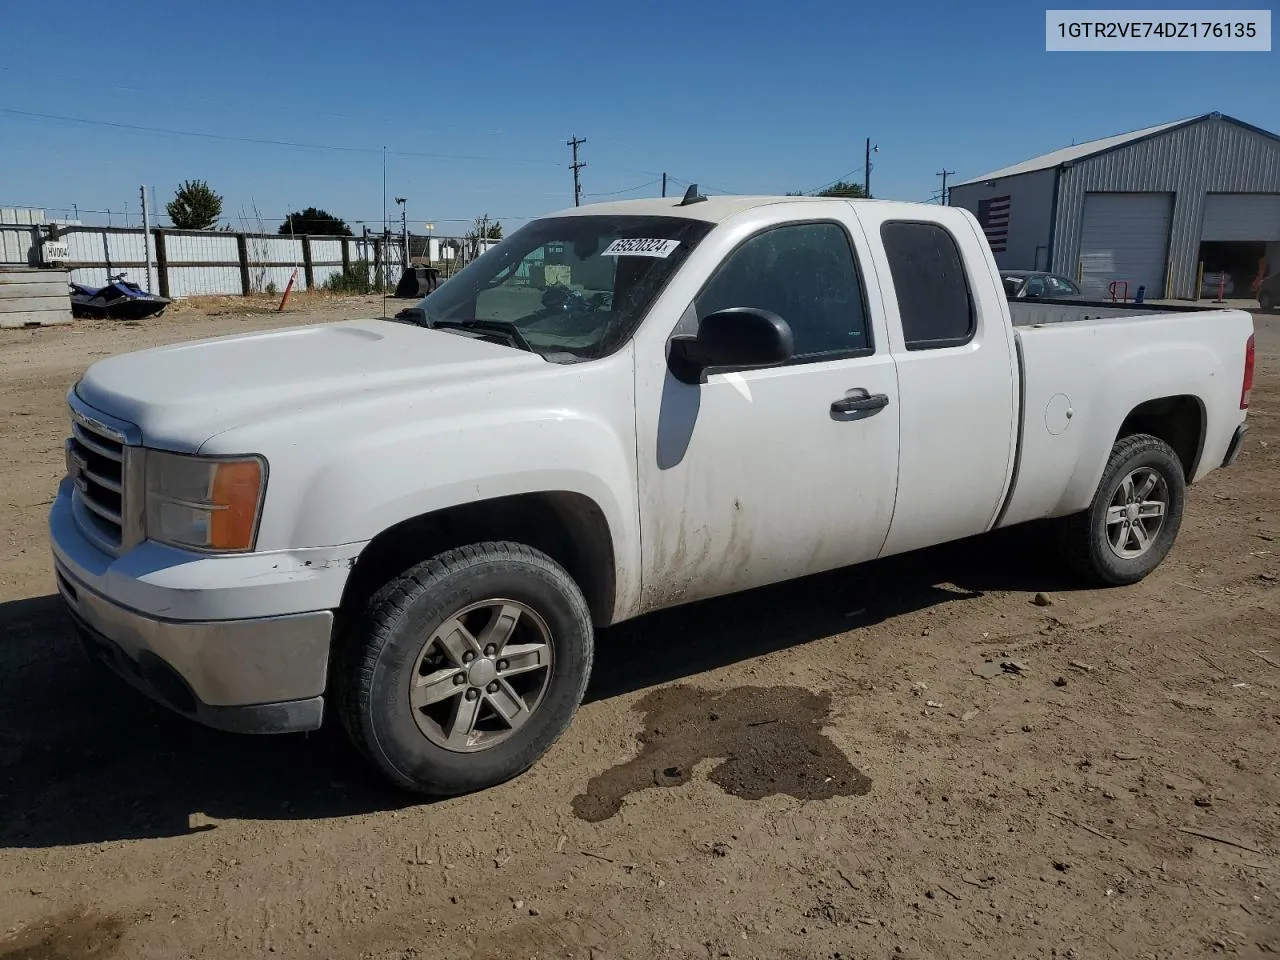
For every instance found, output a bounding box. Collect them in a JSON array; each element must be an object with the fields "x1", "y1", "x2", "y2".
[{"x1": 542, "y1": 195, "x2": 864, "y2": 223}]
